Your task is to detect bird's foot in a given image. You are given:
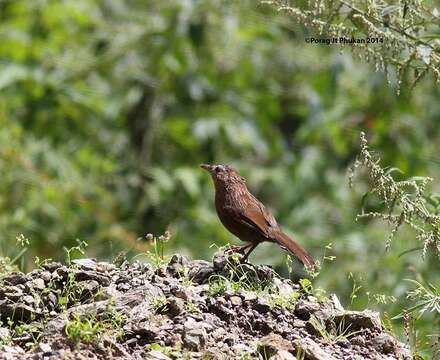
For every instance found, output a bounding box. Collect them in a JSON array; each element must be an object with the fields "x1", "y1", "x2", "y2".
[{"x1": 224, "y1": 245, "x2": 244, "y2": 254}]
